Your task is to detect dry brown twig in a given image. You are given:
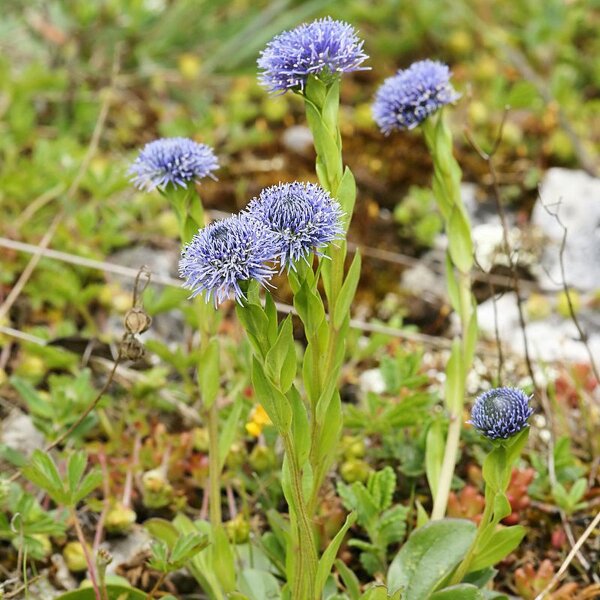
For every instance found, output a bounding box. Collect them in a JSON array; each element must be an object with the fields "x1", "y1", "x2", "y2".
[{"x1": 464, "y1": 107, "x2": 538, "y2": 393}]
